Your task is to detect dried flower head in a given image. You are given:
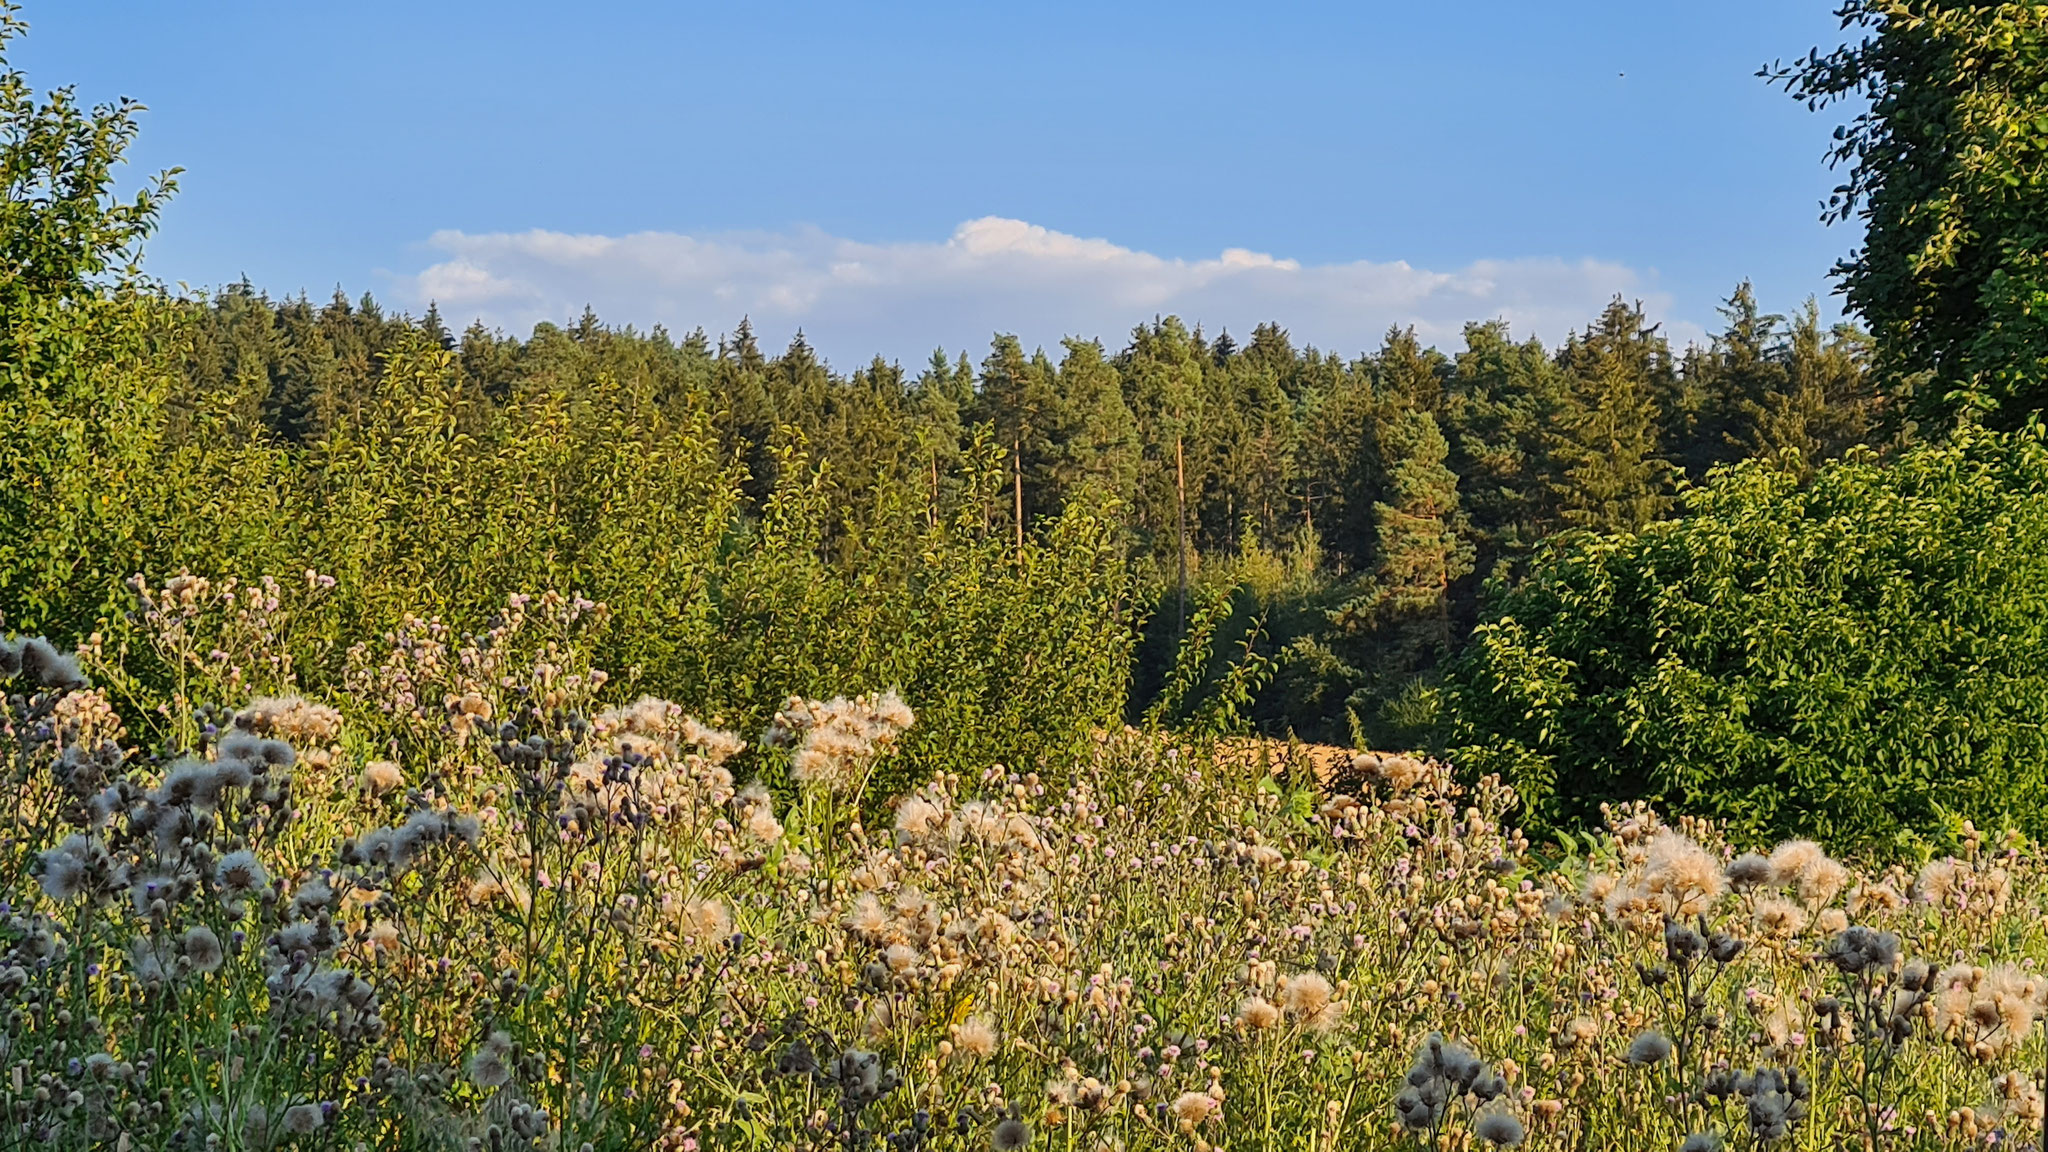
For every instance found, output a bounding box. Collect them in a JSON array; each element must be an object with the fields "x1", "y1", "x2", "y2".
[
  {"x1": 679, "y1": 896, "x2": 732, "y2": 948},
  {"x1": 1768, "y1": 840, "x2": 1849, "y2": 909},
  {"x1": 16, "y1": 637, "x2": 87, "y2": 690},
  {"x1": 36, "y1": 840, "x2": 91, "y2": 904},
  {"x1": 681, "y1": 717, "x2": 746, "y2": 764},
  {"x1": 1914, "y1": 859, "x2": 1959, "y2": 906},
  {"x1": 358, "y1": 760, "x2": 404, "y2": 796},
  {"x1": 280, "y1": 1103, "x2": 323, "y2": 1135},
  {"x1": 1562, "y1": 1017, "x2": 1599, "y2": 1047},
  {"x1": 1725, "y1": 852, "x2": 1772, "y2": 890},
  {"x1": 1237, "y1": 995, "x2": 1281, "y2": 1030},
  {"x1": 1752, "y1": 897, "x2": 1809, "y2": 939},
  {"x1": 1277, "y1": 971, "x2": 1344, "y2": 1032},
  {"x1": 895, "y1": 795, "x2": 946, "y2": 840},
  {"x1": 1823, "y1": 926, "x2": 1900, "y2": 977},
  {"x1": 215, "y1": 849, "x2": 268, "y2": 895},
  {"x1": 181, "y1": 925, "x2": 225, "y2": 974},
  {"x1": 952, "y1": 1014, "x2": 997, "y2": 1059},
  {"x1": 991, "y1": 1117, "x2": 1033, "y2": 1151},
  {"x1": 1170, "y1": 1091, "x2": 1219, "y2": 1130},
  {"x1": 1626, "y1": 1030, "x2": 1672, "y2": 1066},
  {"x1": 1643, "y1": 831, "x2": 1724, "y2": 916},
  {"x1": 468, "y1": 1031, "x2": 515, "y2": 1089},
  {"x1": 738, "y1": 783, "x2": 785, "y2": 842},
  {"x1": 235, "y1": 695, "x2": 343, "y2": 744},
  {"x1": 1474, "y1": 1103, "x2": 1526, "y2": 1148}
]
